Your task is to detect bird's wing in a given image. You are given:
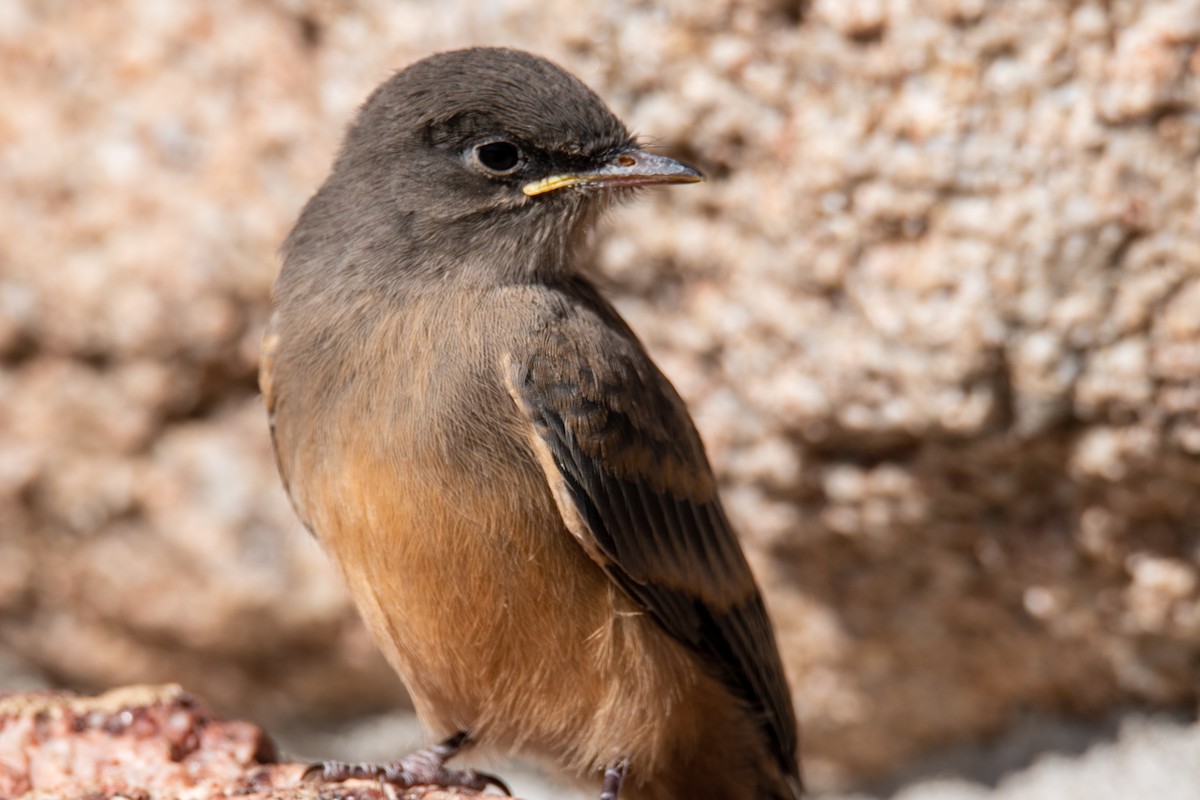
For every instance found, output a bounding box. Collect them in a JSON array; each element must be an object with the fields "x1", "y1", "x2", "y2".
[
  {"x1": 259, "y1": 311, "x2": 286, "y2": 480},
  {"x1": 259, "y1": 310, "x2": 315, "y2": 535},
  {"x1": 502, "y1": 287, "x2": 799, "y2": 780}
]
